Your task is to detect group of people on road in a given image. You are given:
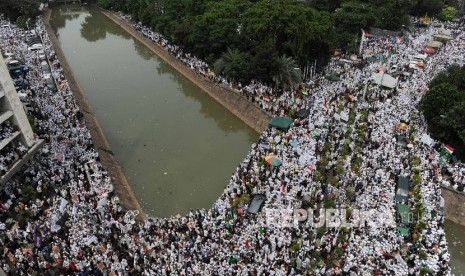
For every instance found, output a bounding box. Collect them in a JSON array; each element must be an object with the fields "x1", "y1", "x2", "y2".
[{"x1": 0, "y1": 10, "x2": 463, "y2": 275}]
